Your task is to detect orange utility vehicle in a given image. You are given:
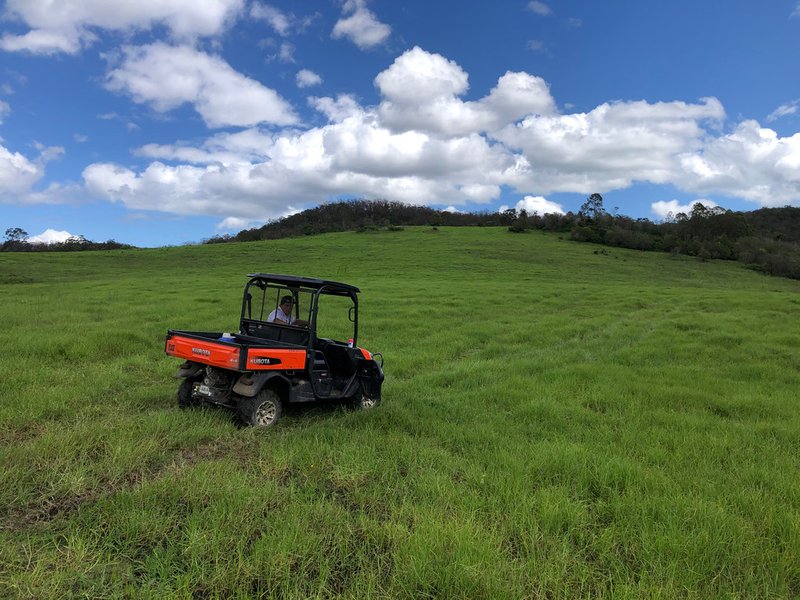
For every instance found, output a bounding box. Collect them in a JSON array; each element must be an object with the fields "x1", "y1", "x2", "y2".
[{"x1": 165, "y1": 273, "x2": 384, "y2": 428}]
